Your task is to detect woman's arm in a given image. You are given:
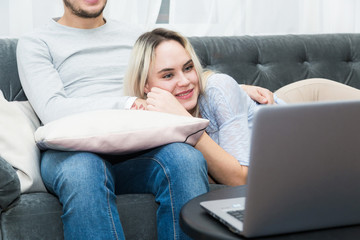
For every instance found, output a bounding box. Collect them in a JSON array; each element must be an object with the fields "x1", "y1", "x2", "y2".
[
  {"x1": 198, "y1": 74, "x2": 256, "y2": 185},
  {"x1": 195, "y1": 132, "x2": 248, "y2": 185}
]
